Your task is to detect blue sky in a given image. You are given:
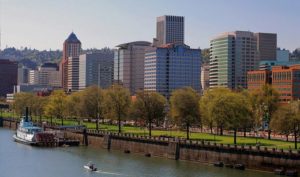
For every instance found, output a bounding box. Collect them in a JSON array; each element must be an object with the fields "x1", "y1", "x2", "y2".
[{"x1": 1, "y1": 0, "x2": 300, "y2": 51}]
